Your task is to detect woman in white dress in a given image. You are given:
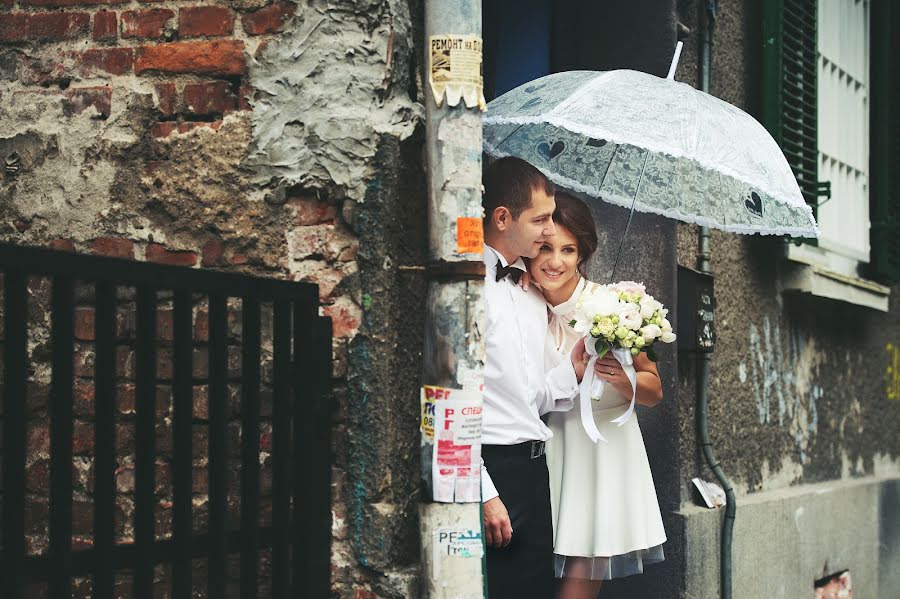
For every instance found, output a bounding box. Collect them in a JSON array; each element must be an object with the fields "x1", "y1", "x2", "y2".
[{"x1": 527, "y1": 193, "x2": 667, "y2": 599}]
